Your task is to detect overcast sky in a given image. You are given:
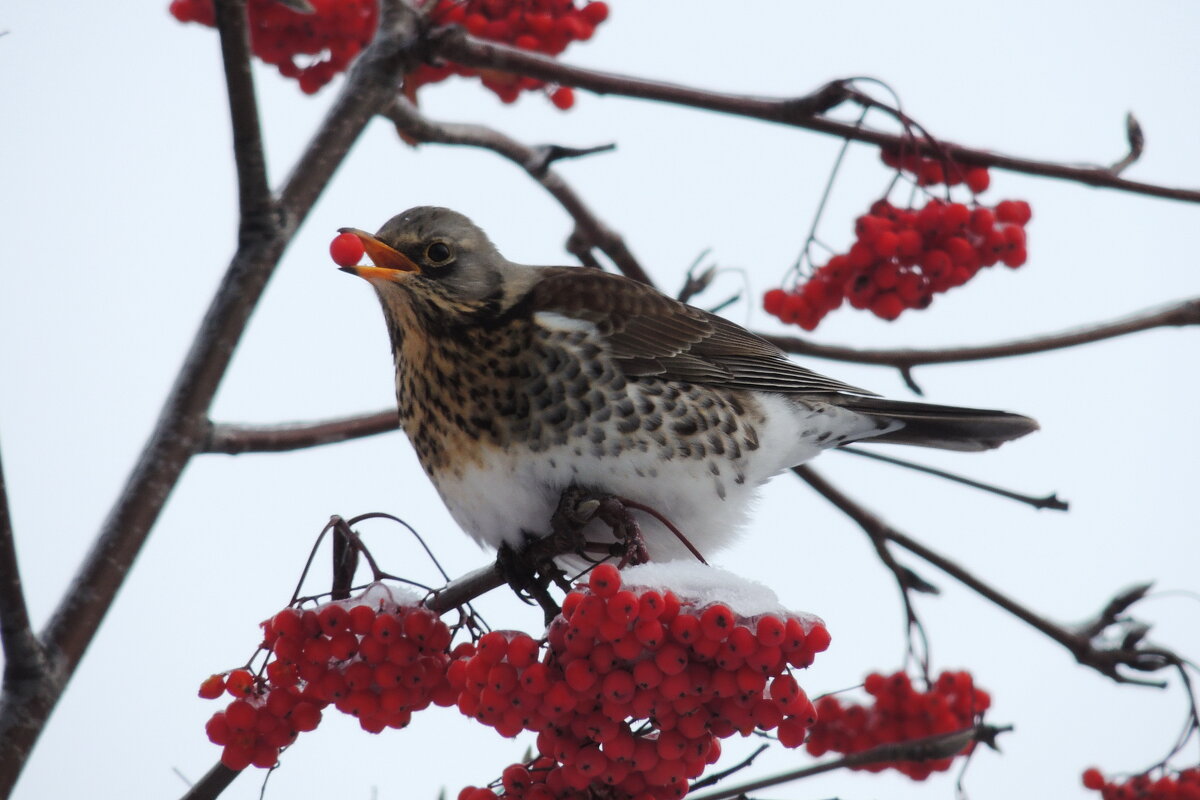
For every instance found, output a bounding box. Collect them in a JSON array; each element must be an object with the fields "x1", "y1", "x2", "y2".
[{"x1": 2, "y1": 2, "x2": 1199, "y2": 799}]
